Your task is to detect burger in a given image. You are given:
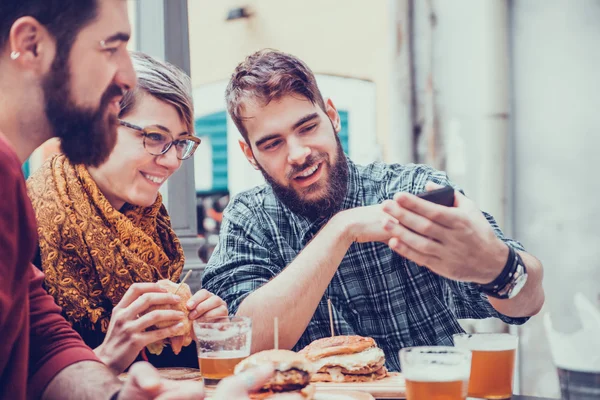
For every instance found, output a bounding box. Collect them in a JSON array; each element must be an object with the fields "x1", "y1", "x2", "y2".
[
  {"x1": 299, "y1": 335, "x2": 388, "y2": 382},
  {"x1": 144, "y1": 279, "x2": 194, "y2": 355},
  {"x1": 234, "y1": 349, "x2": 316, "y2": 399}
]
